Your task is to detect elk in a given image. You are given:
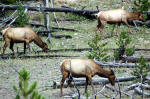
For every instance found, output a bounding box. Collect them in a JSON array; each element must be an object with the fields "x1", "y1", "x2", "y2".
[
  {"x1": 95, "y1": 8, "x2": 146, "y2": 39},
  {"x1": 60, "y1": 59, "x2": 115, "y2": 96},
  {"x1": 1, "y1": 27, "x2": 49, "y2": 55}
]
